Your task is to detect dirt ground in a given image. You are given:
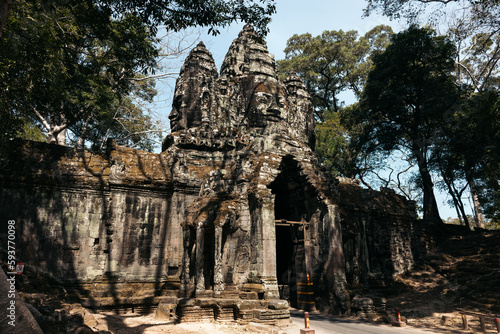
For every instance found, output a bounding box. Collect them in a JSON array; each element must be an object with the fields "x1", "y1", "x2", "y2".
[
  {"x1": 86, "y1": 309, "x2": 498, "y2": 334},
  {"x1": 90, "y1": 310, "x2": 293, "y2": 334},
  {"x1": 378, "y1": 228, "x2": 500, "y2": 334}
]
